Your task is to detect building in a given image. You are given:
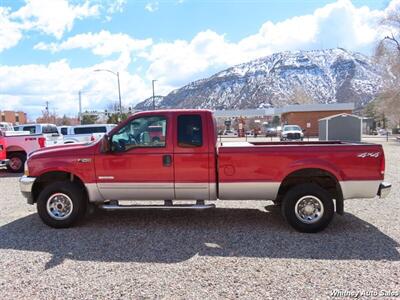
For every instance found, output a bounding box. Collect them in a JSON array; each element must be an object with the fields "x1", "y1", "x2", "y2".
[
  {"x1": 279, "y1": 103, "x2": 354, "y2": 137},
  {"x1": 0, "y1": 111, "x2": 27, "y2": 125},
  {"x1": 319, "y1": 113, "x2": 362, "y2": 142}
]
